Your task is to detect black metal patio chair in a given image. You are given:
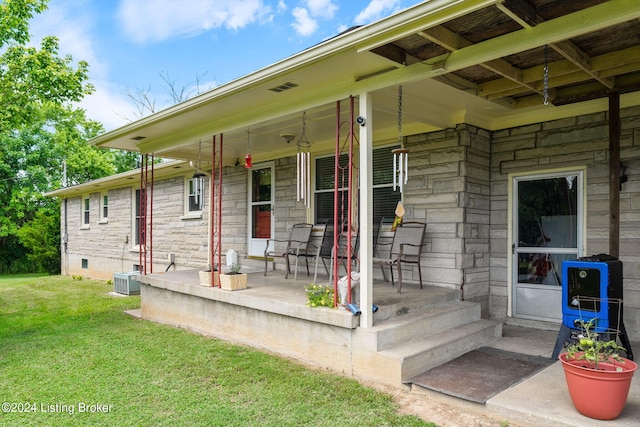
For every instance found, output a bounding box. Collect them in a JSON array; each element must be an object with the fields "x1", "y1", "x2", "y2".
[
  {"x1": 372, "y1": 221, "x2": 426, "y2": 293},
  {"x1": 313, "y1": 223, "x2": 359, "y2": 283}
]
